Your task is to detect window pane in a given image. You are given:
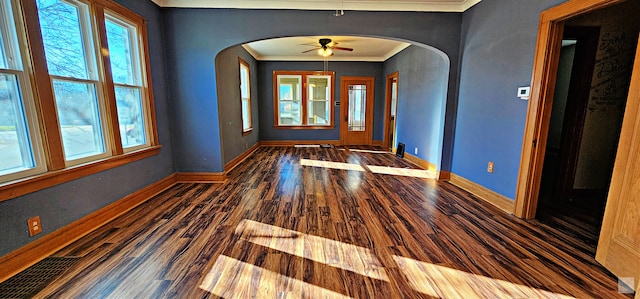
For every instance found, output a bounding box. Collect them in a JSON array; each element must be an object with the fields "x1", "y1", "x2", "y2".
[
  {"x1": 0, "y1": 28, "x2": 6, "y2": 69},
  {"x1": 241, "y1": 98, "x2": 250, "y2": 130},
  {"x1": 53, "y1": 79, "x2": 105, "y2": 160},
  {"x1": 0, "y1": 0, "x2": 22, "y2": 71},
  {"x1": 239, "y1": 61, "x2": 251, "y2": 131},
  {"x1": 37, "y1": 0, "x2": 92, "y2": 79},
  {"x1": 105, "y1": 18, "x2": 137, "y2": 85},
  {"x1": 348, "y1": 84, "x2": 366, "y2": 132},
  {"x1": 307, "y1": 76, "x2": 330, "y2": 125},
  {"x1": 0, "y1": 73, "x2": 35, "y2": 175},
  {"x1": 278, "y1": 76, "x2": 301, "y2": 125},
  {"x1": 115, "y1": 86, "x2": 145, "y2": 148},
  {"x1": 240, "y1": 64, "x2": 249, "y2": 98}
]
